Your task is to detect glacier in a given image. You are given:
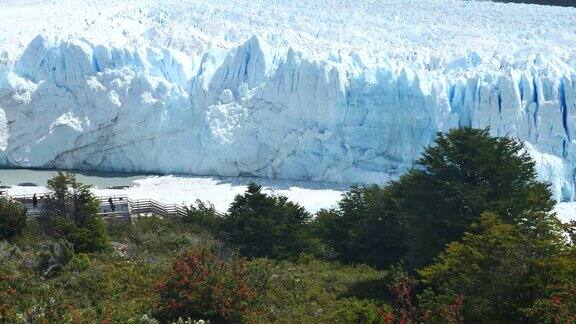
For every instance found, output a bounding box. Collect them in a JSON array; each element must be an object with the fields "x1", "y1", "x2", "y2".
[{"x1": 0, "y1": 0, "x2": 575, "y2": 200}]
